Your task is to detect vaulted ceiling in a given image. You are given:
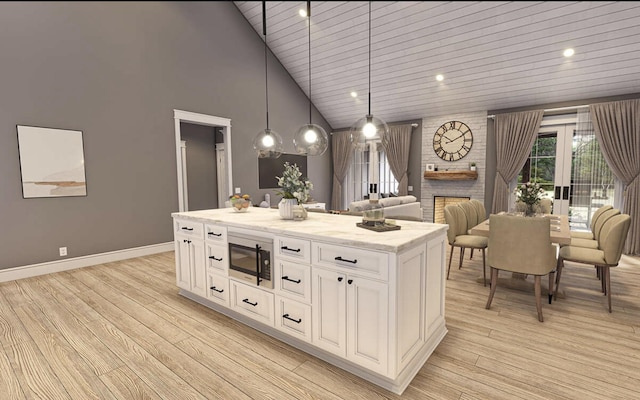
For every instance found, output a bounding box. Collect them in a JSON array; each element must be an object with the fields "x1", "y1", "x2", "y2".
[{"x1": 234, "y1": 1, "x2": 640, "y2": 129}]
